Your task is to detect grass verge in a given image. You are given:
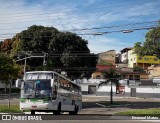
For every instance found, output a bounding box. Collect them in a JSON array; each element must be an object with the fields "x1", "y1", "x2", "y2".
[
  {"x1": 0, "y1": 105, "x2": 21, "y2": 113},
  {"x1": 115, "y1": 108, "x2": 160, "y2": 116}
]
